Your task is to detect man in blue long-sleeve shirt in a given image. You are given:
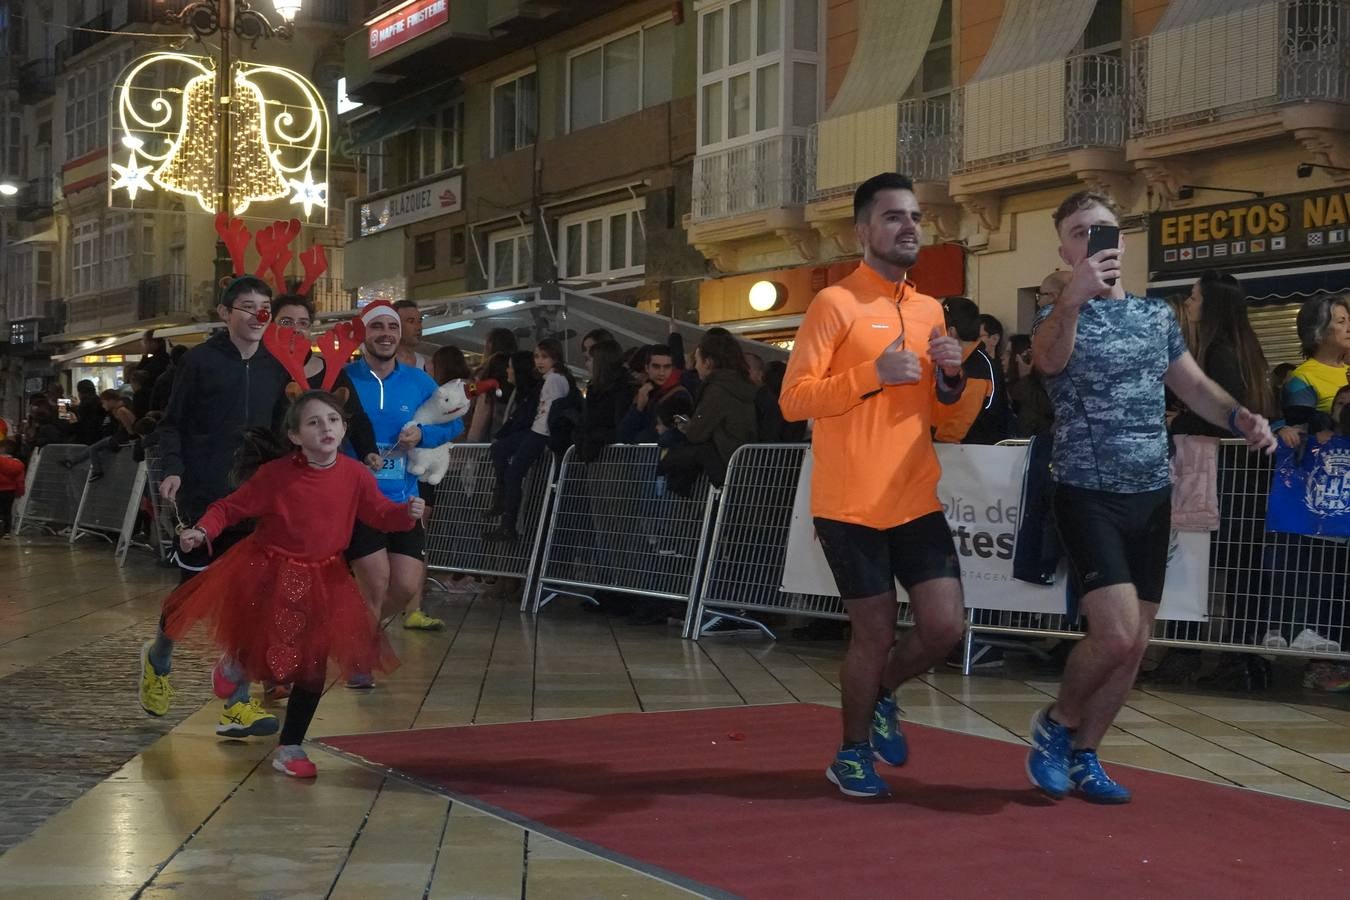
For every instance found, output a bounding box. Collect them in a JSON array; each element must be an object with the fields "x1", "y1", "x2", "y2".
[{"x1": 344, "y1": 302, "x2": 462, "y2": 664}]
